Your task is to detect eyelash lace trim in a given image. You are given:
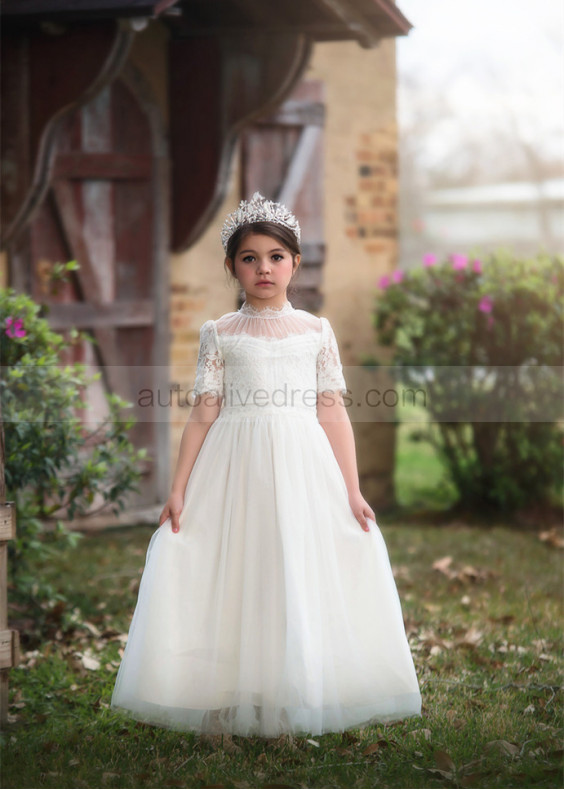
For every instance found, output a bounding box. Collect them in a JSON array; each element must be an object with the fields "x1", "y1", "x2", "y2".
[{"x1": 237, "y1": 301, "x2": 295, "y2": 319}]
